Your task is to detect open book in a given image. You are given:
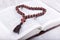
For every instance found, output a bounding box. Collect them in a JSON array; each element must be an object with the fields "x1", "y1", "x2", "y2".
[{"x1": 0, "y1": 0, "x2": 60, "y2": 40}]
